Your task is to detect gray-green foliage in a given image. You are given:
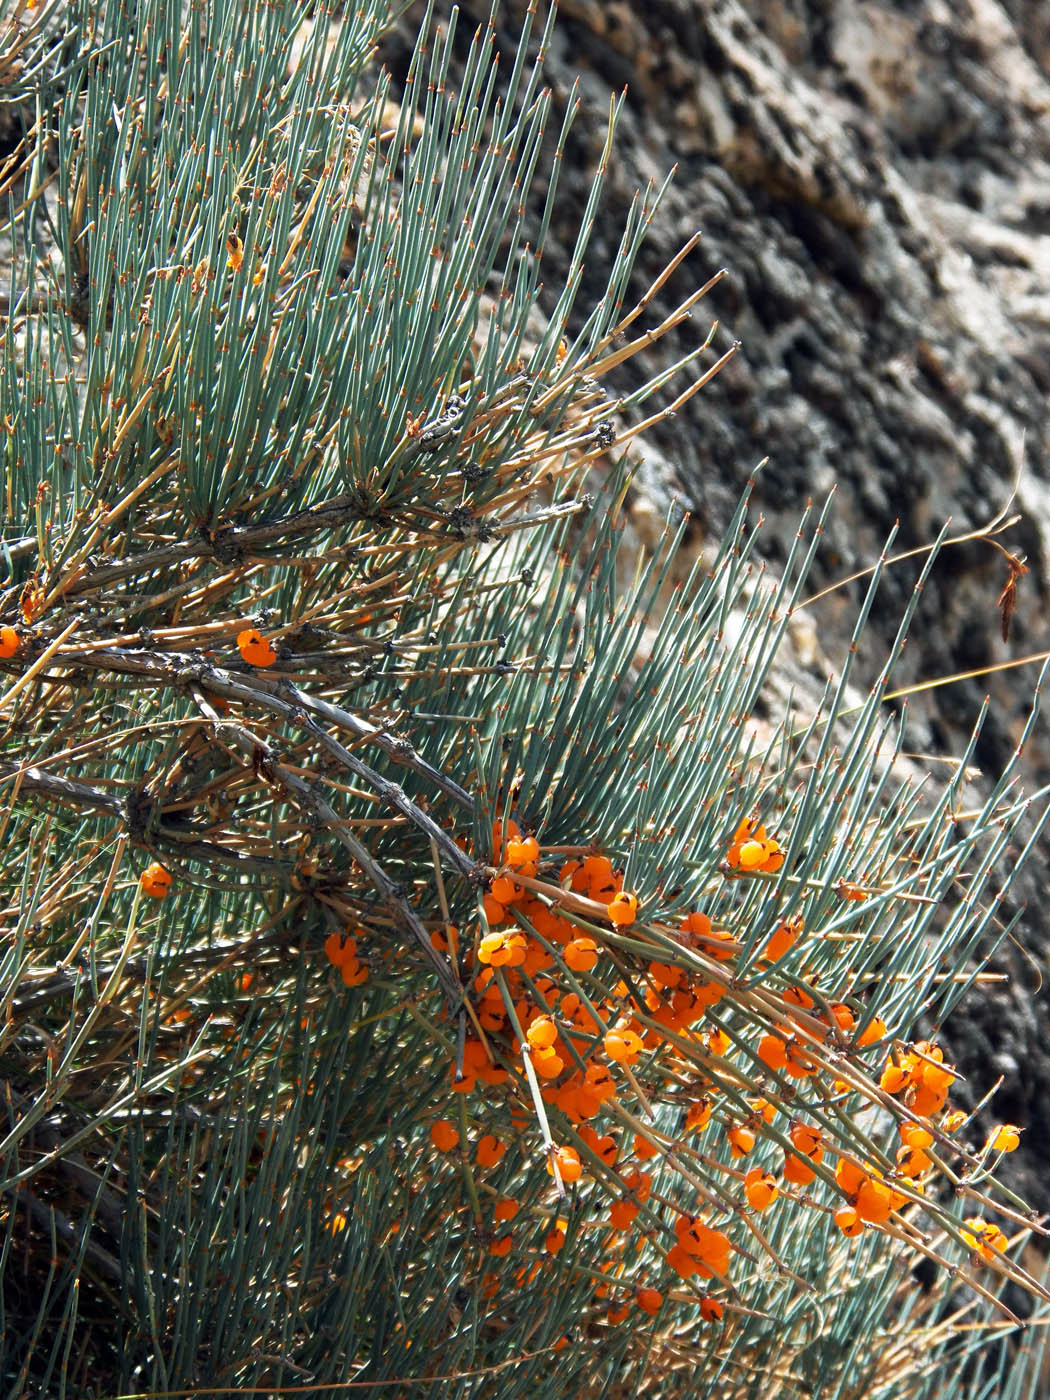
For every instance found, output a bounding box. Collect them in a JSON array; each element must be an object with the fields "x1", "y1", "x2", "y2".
[{"x1": 1, "y1": 1, "x2": 1049, "y2": 1397}]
